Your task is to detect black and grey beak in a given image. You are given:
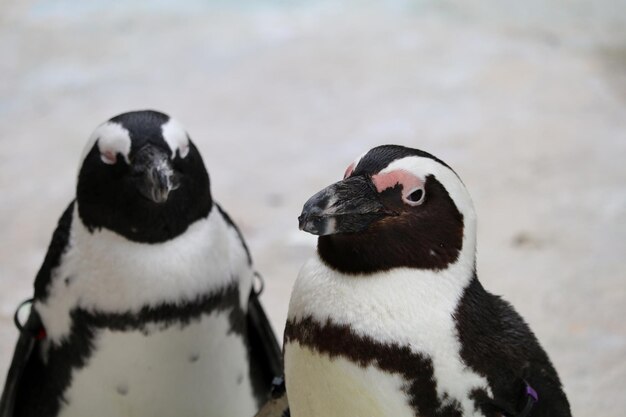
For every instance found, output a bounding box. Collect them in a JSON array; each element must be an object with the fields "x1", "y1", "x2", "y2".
[
  {"x1": 132, "y1": 145, "x2": 180, "y2": 204},
  {"x1": 298, "y1": 176, "x2": 393, "y2": 236}
]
